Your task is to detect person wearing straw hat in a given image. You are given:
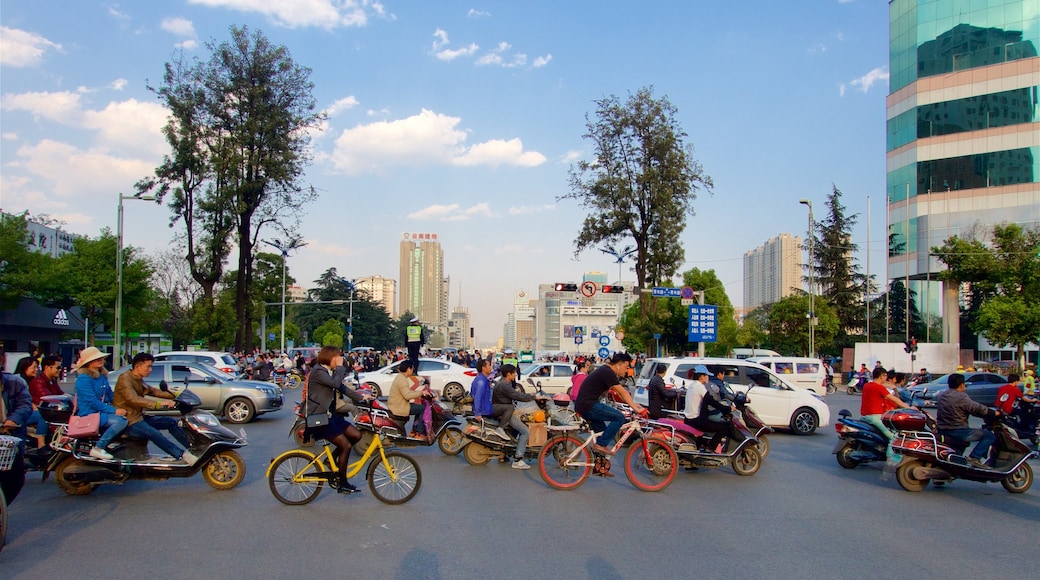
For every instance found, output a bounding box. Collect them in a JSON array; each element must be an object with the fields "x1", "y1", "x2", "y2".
[{"x1": 73, "y1": 347, "x2": 127, "y2": 460}]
